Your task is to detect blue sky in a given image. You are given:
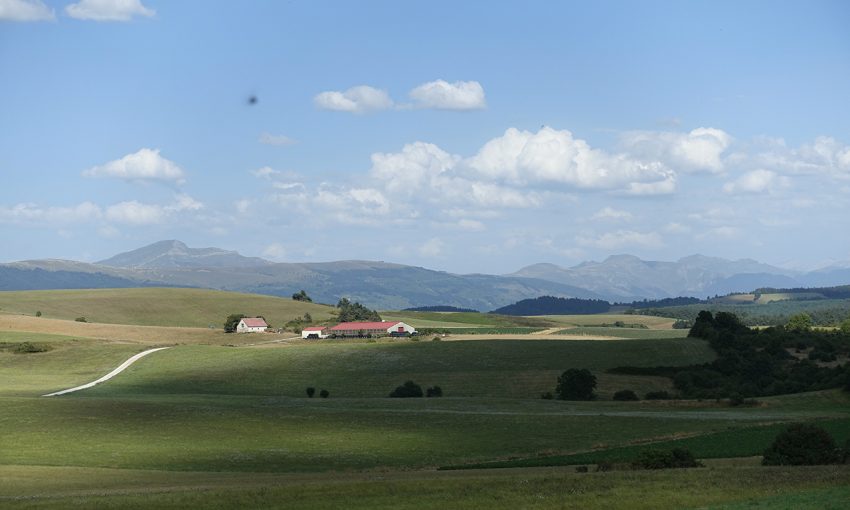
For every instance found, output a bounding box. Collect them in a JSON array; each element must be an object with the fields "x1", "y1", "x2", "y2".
[{"x1": 2, "y1": 0, "x2": 849, "y2": 273}]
